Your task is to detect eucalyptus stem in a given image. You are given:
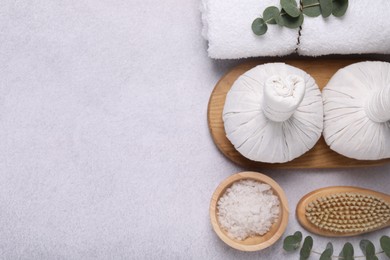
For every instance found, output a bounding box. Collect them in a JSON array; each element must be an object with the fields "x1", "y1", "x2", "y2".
[
  {"x1": 303, "y1": 0, "x2": 343, "y2": 8},
  {"x1": 302, "y1": 3, "x2": 320, "y2": 8}
]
